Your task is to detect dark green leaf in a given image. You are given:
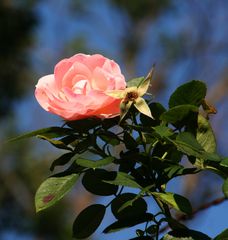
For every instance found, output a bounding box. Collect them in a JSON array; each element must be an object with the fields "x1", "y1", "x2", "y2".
[
  {"x1": 103, "y1": 213, "x2": 154, "y2": 233},
  {"x1": 66, "y1": 117, "x2": 101, "y2": 132},
  {"x1": 164, "y1": 165, "x2": 198, "y2": 179},
  {"x1": 82, "y1": 169, "x2": 118, "y2": 196},
  {"x1": 162, "y1": 229, "x2": 211, "y2": 240},
  {"x1": 169, "y1": 80, "x2": 207, "y2": 108},
  {"x1": 73, "y1": 204, "x2": 106, "y2": 239},
  {"x1": 146, "y1": 224, "x2": 158, "y2": 235},
  {"x1": 152, "y1": 192, "x2": 192, "y2": 215},
  {"x1": 127, "y1": 77, "x2": 145, "y2": 88},
  {"x1": 35, "y1": 174, "x2": 79, "y2": 212},
  {"x1": 98, "y1": 131, "x2": 120, "y2": 146},
  {"x1": 76, "y1": 156, "x2": 114, "y2": 168},
  {"x1": 74, "y1": 137, "x2": 92, "y2": 154},
  {"x1": 118, "y1": 149, "x2": 138, "y2": 173},
  {"x1": 8, "y1": 127, "x2": 74, "y2": 142},
  {"x1": 130, "y1": 236, "x2": 151, "y2": 240},
  {"x1": 140, "y1": 102, "x2": 166, "y2": 127},
  {"x1": 124, "y1": 132, "x2": 138, "y2": 150},
  {"x1": 214, "y1": 228, "x2": 228, "y2": 240},
  {"x1": 136, "y1": 229, "x2": 144, "y2": 236},
  {"x1": 104, "y1": 172, "x2": 142, "y2": 189},
  {"x1": 50, "y1": 152, "x2": 75, "y2": 171},
  {"x1": 160, "y1": 104, "x2": 198, "y2": 124},
  {"x1": 111, "y1": 193, "x2": 147, "y2": 219},
  {"x1": 222, "y1": 178, "x2": 228, "y2": 198},
  {"x1": 102, "y1": 117, "x2": 119, "y2": 129}
]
